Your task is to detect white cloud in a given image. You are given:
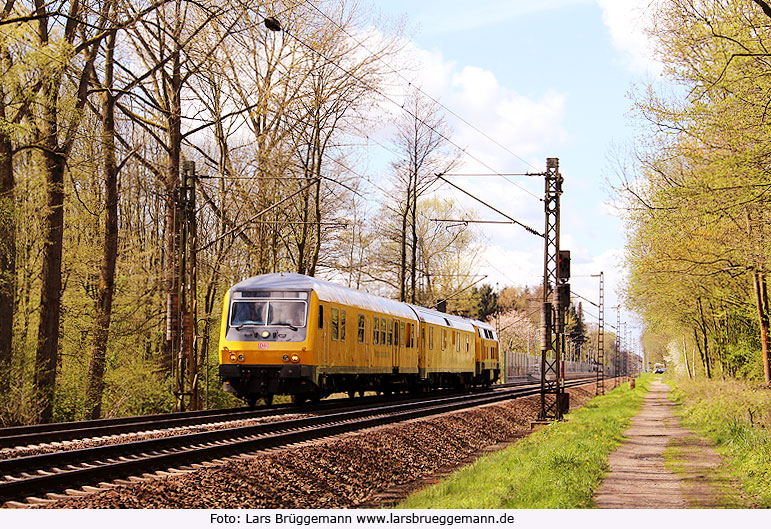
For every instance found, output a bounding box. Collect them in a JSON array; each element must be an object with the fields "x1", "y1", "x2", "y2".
[
  {"x1": 382, "y1": 39, "x2": 568, "y2": 171},
  {"x1": 596, "y1": 0, "x2": 662, "y2": 74}
]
